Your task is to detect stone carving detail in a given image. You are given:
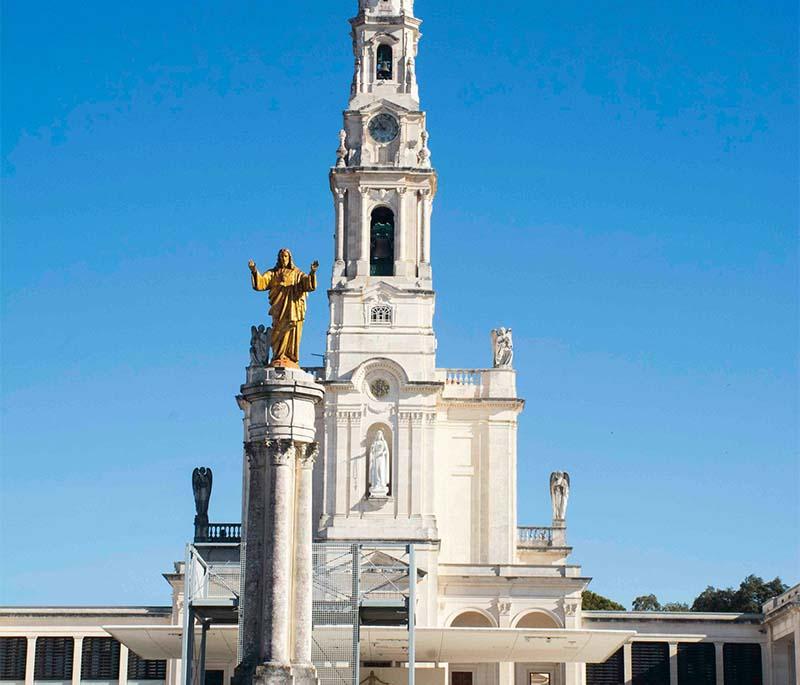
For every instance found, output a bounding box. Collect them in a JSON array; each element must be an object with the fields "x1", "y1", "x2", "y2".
[
  {"x1": 370, "y1": 378, "x2": 390, "y2": 399},
  {"x1": 564, "y1": 602, "x2": 578, "y2": 617},
  {"x1": 492, "y1": 327, "x2": 514, "y2": 368},
  {"x1": 368, "y1": 430, "x2": 390, "y2": 498},
  {"x1": 550, "y1": 471, "x2": 570, "y2": 521},
  {"x1": 244, "y1": 441, "x2": 268, "y2": 470},
  {"x1": 269, "y1": 400, "x2": 291, "y2": 421},
  {"x1": 249, "y1": 325, "x2": 270, "y2": 367},
  {"x1": 300, "y1": 442, "x2": 320, "y2": 467},
  {"x1": 418, "y1": 130, "x2": 431, "y2": 168},
  {"x1": 405, "y1": 57, "x2": 415, "y2": 92},
  {"x1": 497, "y1": 600, "x2": 512, "y2": 616},
  {"x1": 268, "y1": 439, "x2": 297, "y2": 466},
  {"x1": 336, "y1": 129, "x2": 348, "y2": 167}
]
